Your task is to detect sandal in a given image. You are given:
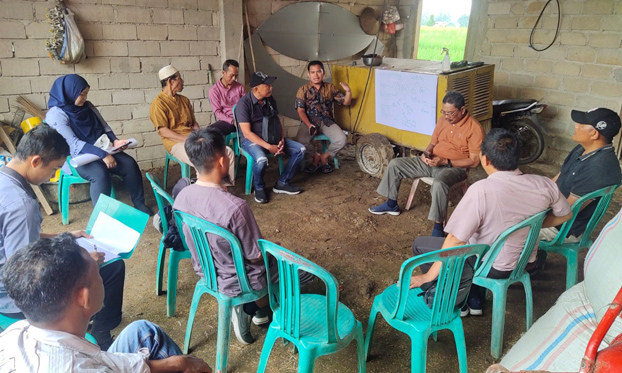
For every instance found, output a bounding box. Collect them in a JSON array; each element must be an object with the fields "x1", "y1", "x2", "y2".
[
  {"x1": 319, "y1": 164, "x2": 333, "y2": 174},
  {"x1": 305, "y1": 164, "x2": 320, "y2": 174}
]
